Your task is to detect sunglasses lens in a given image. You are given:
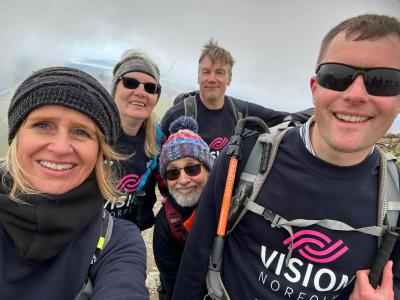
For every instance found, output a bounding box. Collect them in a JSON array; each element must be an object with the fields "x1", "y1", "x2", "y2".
[
  {"x1": 316, "y1": 63, "x2": 400, "y2": 96},
  {"x1": 122, "y1": 77, "x2": 140, "y2": 89},
  {"x1": 165, "y1": 169, "x2": 181, "y2": 181},
  {"x1": 165, "y1": 164, "x2": 202, "y2": 181},
  {"x1": 364, "y1": 69, "x2": 400, "y2": 96},
  {"x1": 316, "y1": 64, "x2": 354, "y2": 92},
  {"x1": 121, "y1": 77, "x2": 160, "y2": 95},
  {"x1": 143, "y1": 83, "x2": 158, "y2": 94},
  {"x1": 184, "y1": 164, "x2": 202, "y2": 177}
]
